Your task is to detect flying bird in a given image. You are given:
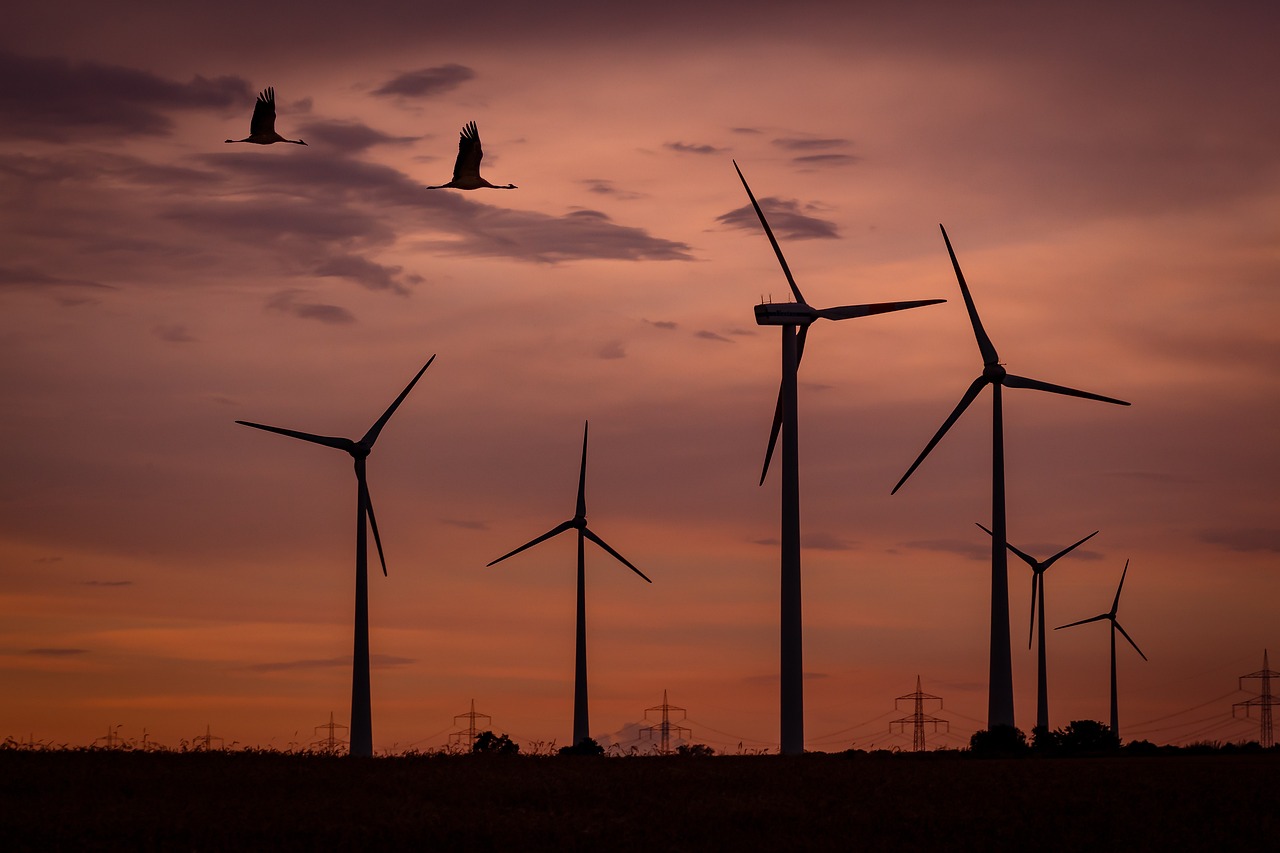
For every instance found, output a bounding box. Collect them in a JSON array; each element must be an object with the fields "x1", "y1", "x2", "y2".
[
  {"x1": 427, "y1": 121, "x2": 516, "y2": 189},
  {"x1": 225, "y1": 87, "x2": 307, "y2": 146}
]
